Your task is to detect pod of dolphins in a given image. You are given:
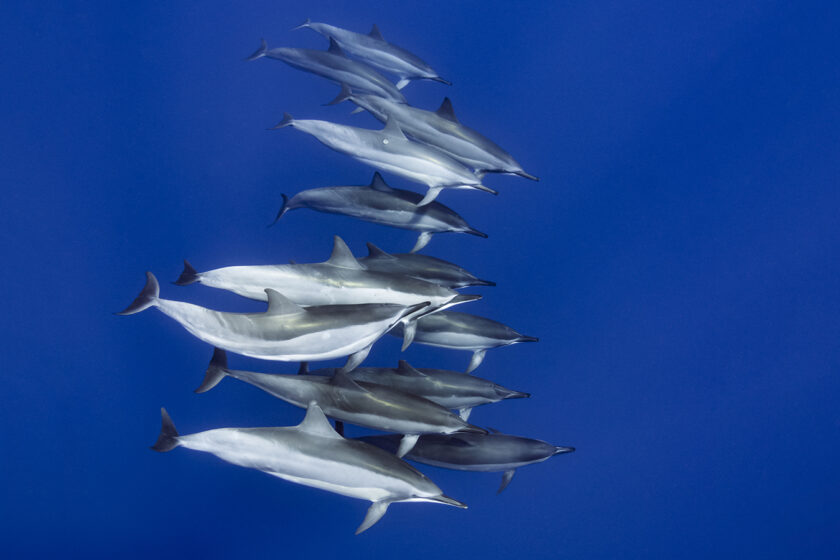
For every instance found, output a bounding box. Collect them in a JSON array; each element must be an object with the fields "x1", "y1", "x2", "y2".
[{"x1": 121, "y1": 20, "x2": 573, "y2": 534}]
